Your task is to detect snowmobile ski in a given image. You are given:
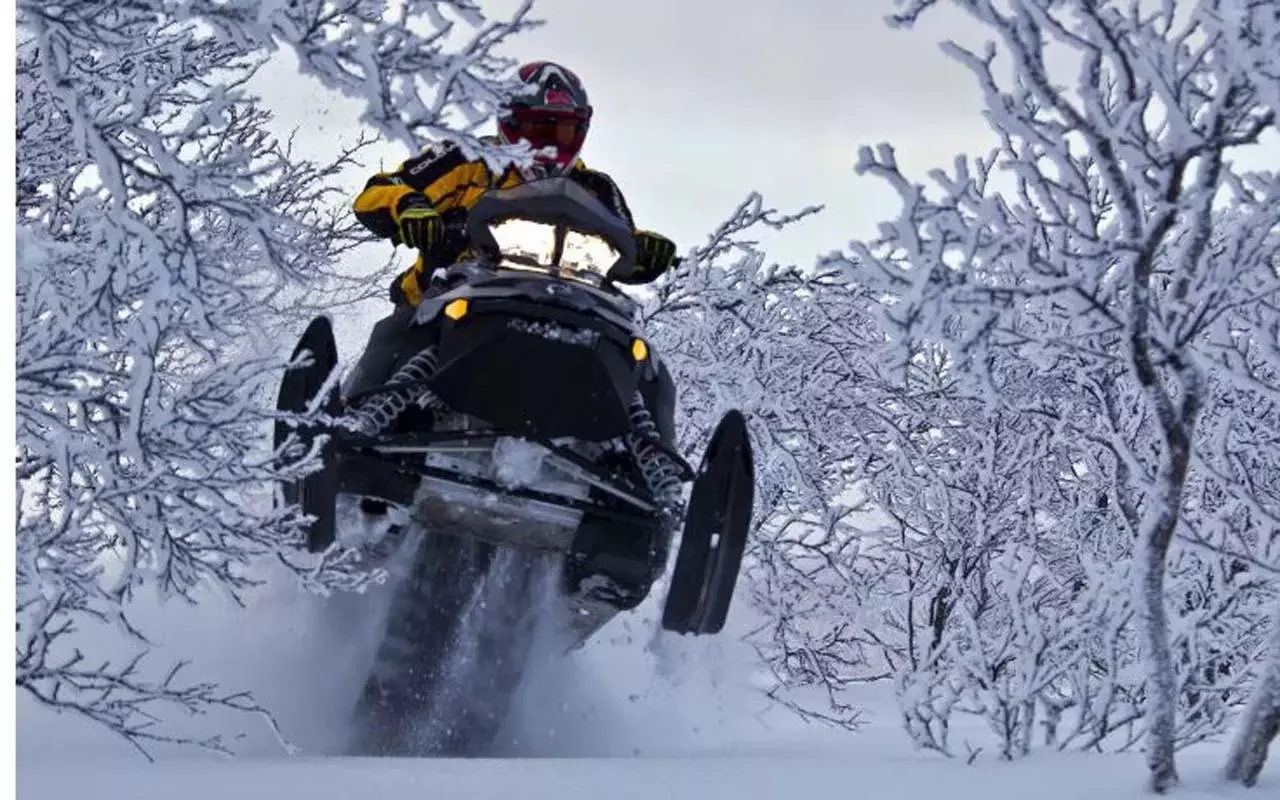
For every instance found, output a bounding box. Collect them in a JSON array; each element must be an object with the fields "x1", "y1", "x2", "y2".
[
  {"x1": 273, "y1": 314, "x2": 341, "y2": 552},
  {"x1": 661, "y1": 409, "x2": 755, "y2": 635}
]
